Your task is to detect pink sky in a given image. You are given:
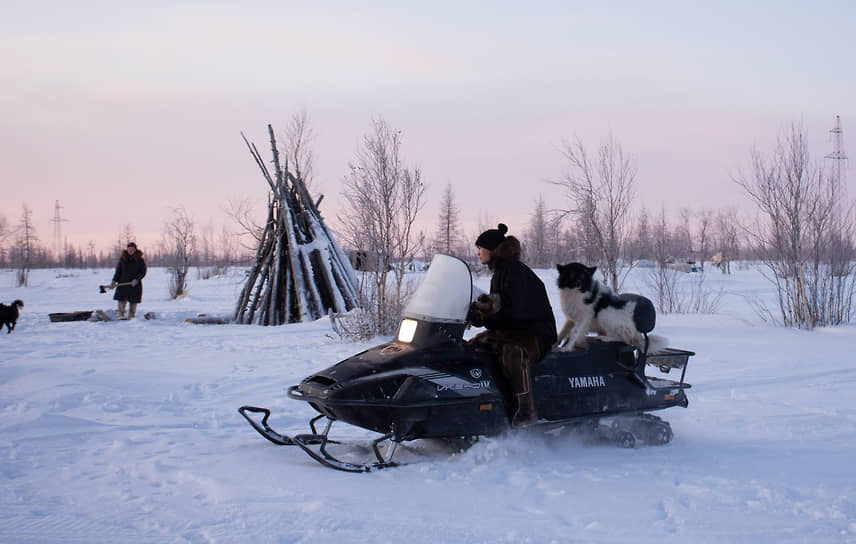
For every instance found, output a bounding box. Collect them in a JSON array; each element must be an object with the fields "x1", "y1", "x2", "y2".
[{"x1": 1, "y1": 2, "x2": 852, "y2": 255}]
